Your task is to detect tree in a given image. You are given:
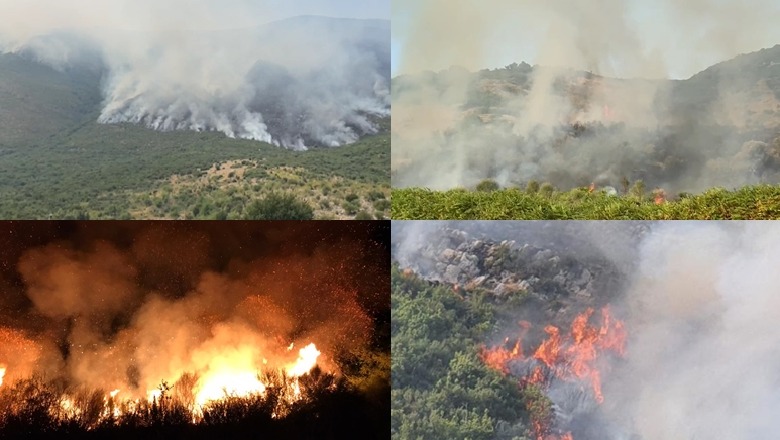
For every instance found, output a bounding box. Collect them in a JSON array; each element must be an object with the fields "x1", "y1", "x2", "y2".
[{"x1": 245, "y1": 194, "x2": 314, "y2": 220}]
